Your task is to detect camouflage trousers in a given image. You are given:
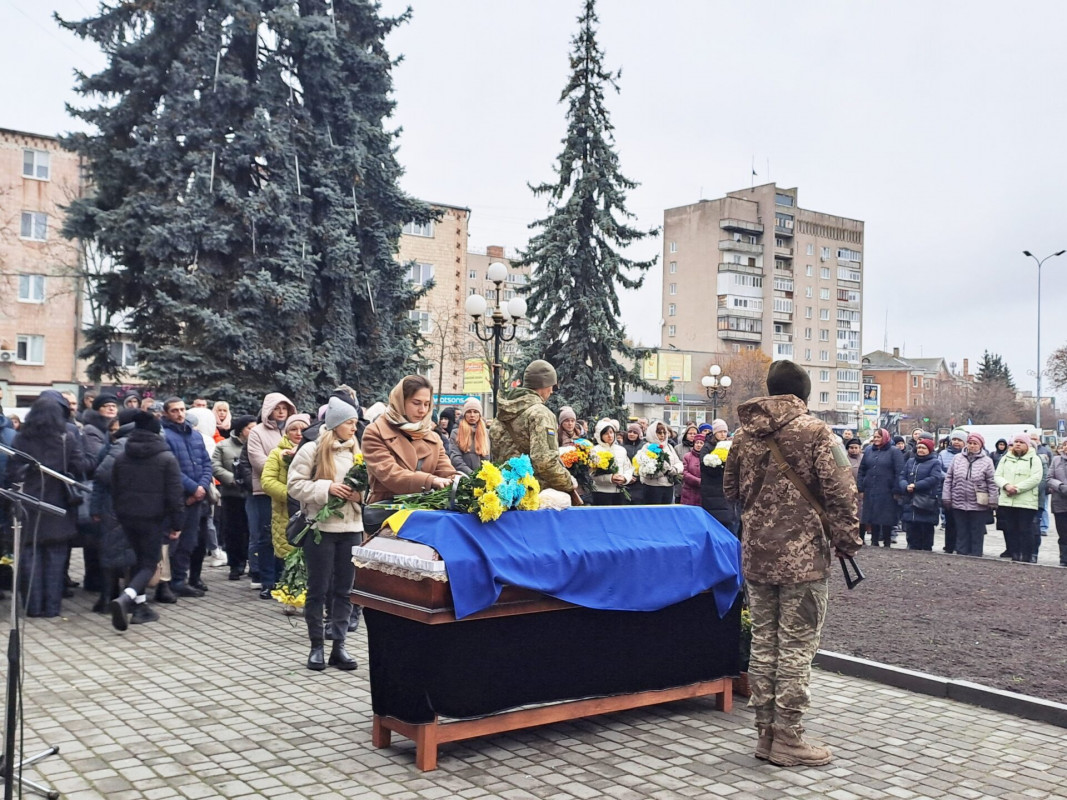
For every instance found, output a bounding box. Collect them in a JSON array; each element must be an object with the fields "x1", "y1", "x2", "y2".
[{"x1": 746, "y1": 578, "x2": 829, "y2": 729}]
